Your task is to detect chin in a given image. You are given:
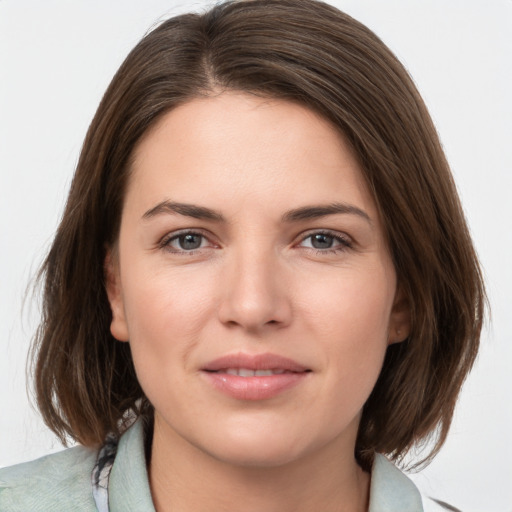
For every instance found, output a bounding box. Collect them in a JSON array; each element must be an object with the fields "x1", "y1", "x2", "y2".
[
  {"x1": 205, "y1": 439, "x2": 307, "y2": 469},
  {"x1": 194, "y1": 419, "x2": 333, "y2": 470}
]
